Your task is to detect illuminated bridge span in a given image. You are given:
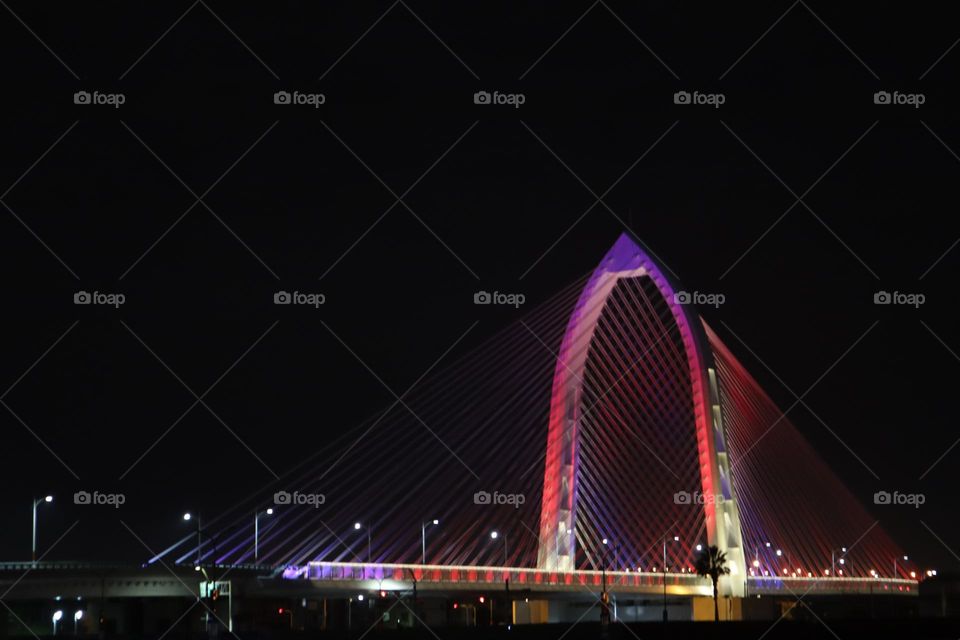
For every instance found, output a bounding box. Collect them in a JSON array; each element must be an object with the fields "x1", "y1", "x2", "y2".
[{"x1": 153, "y1": 233, "x2": 914, "y2": 598}]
